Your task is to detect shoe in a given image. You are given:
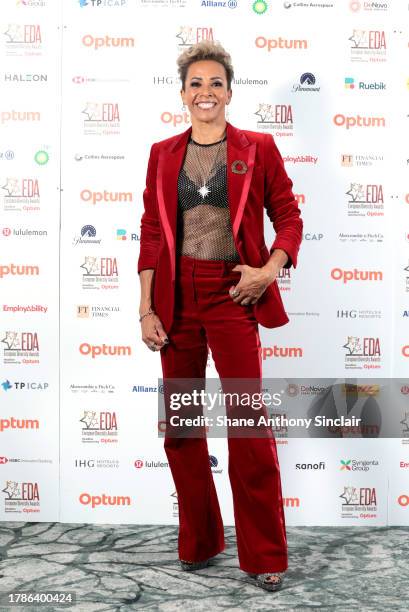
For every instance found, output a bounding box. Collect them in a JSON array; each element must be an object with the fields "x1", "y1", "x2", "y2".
[
  {"x1": 247, "y1": 571, "x2": 285, "y2": 592},
  {"x1": 180, "y1": 558, "x2": 210, "y2": 571}
]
